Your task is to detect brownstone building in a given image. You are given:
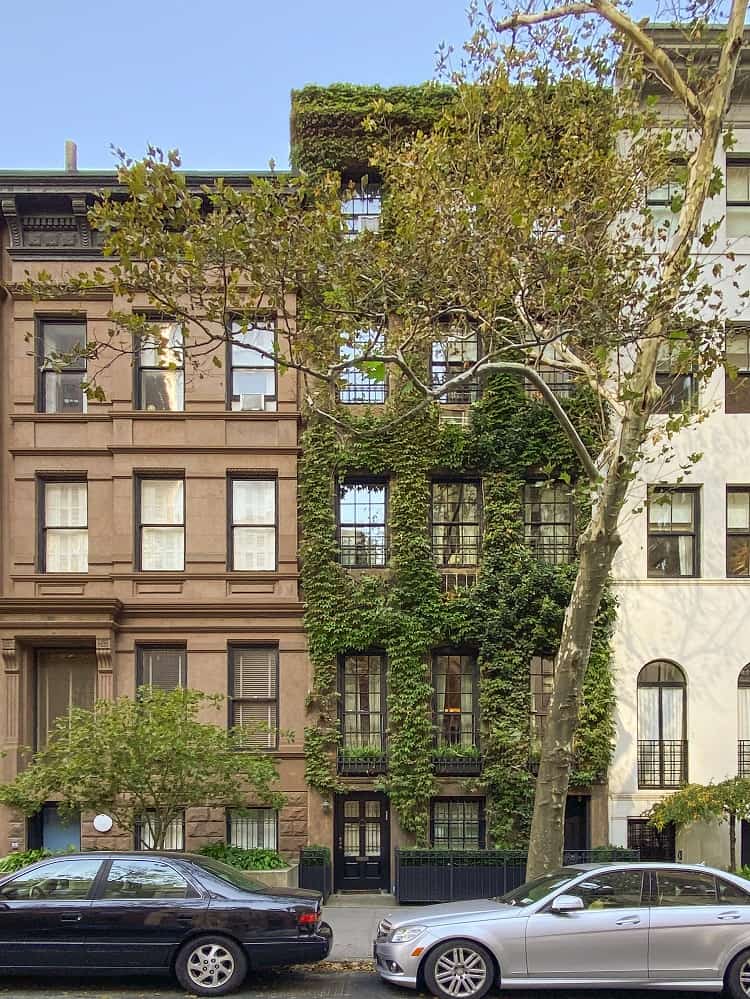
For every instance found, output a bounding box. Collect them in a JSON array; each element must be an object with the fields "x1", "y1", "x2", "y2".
[{"x1": 0, "y1": 168, "x2": 311, "y2": 858}]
